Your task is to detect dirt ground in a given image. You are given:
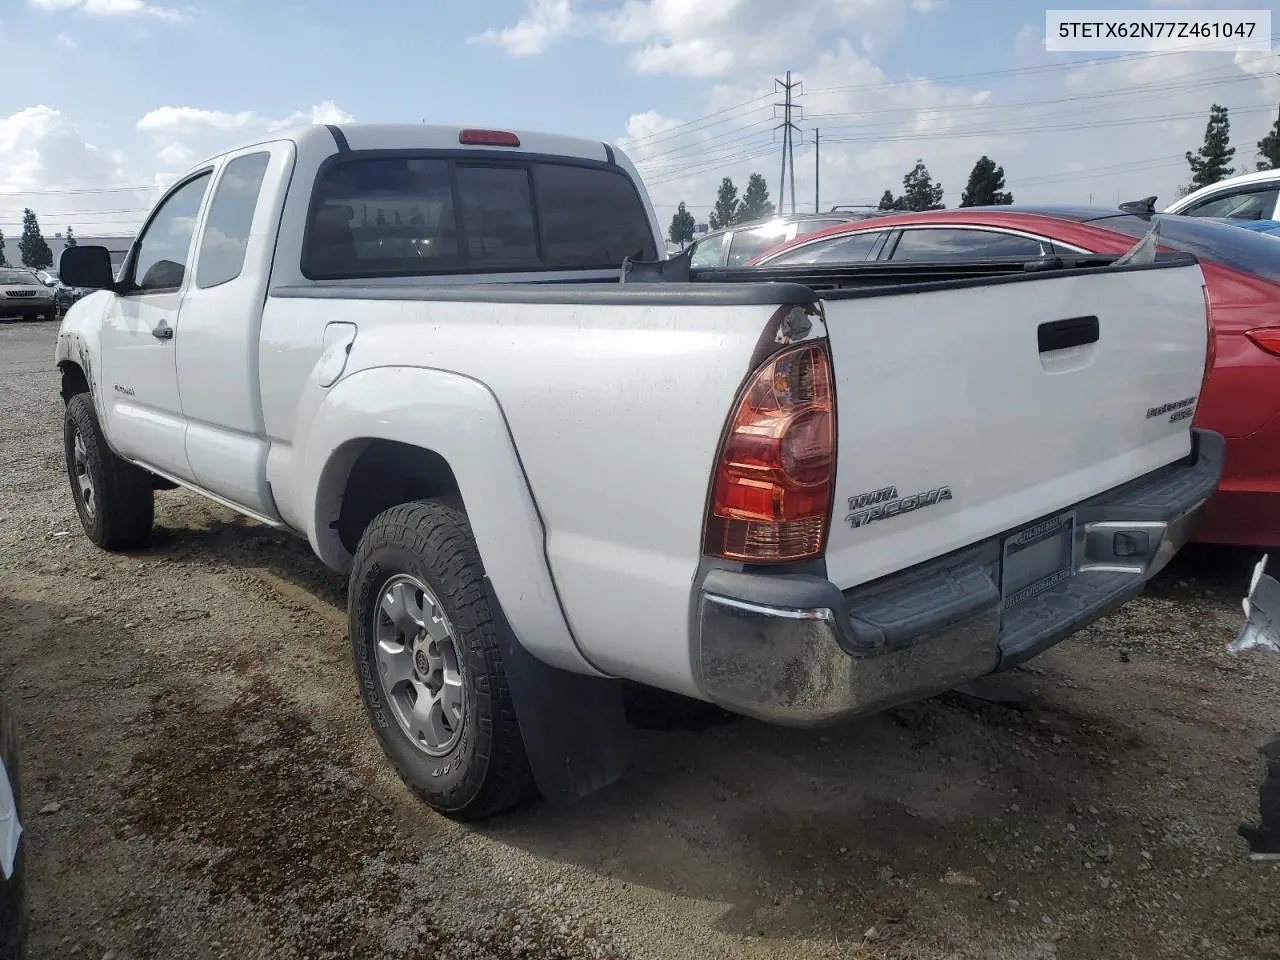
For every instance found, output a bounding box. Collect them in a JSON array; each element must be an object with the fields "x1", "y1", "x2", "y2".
[{"x1": 2, "y1": 317, "x2": 1278, "y2": 960}]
